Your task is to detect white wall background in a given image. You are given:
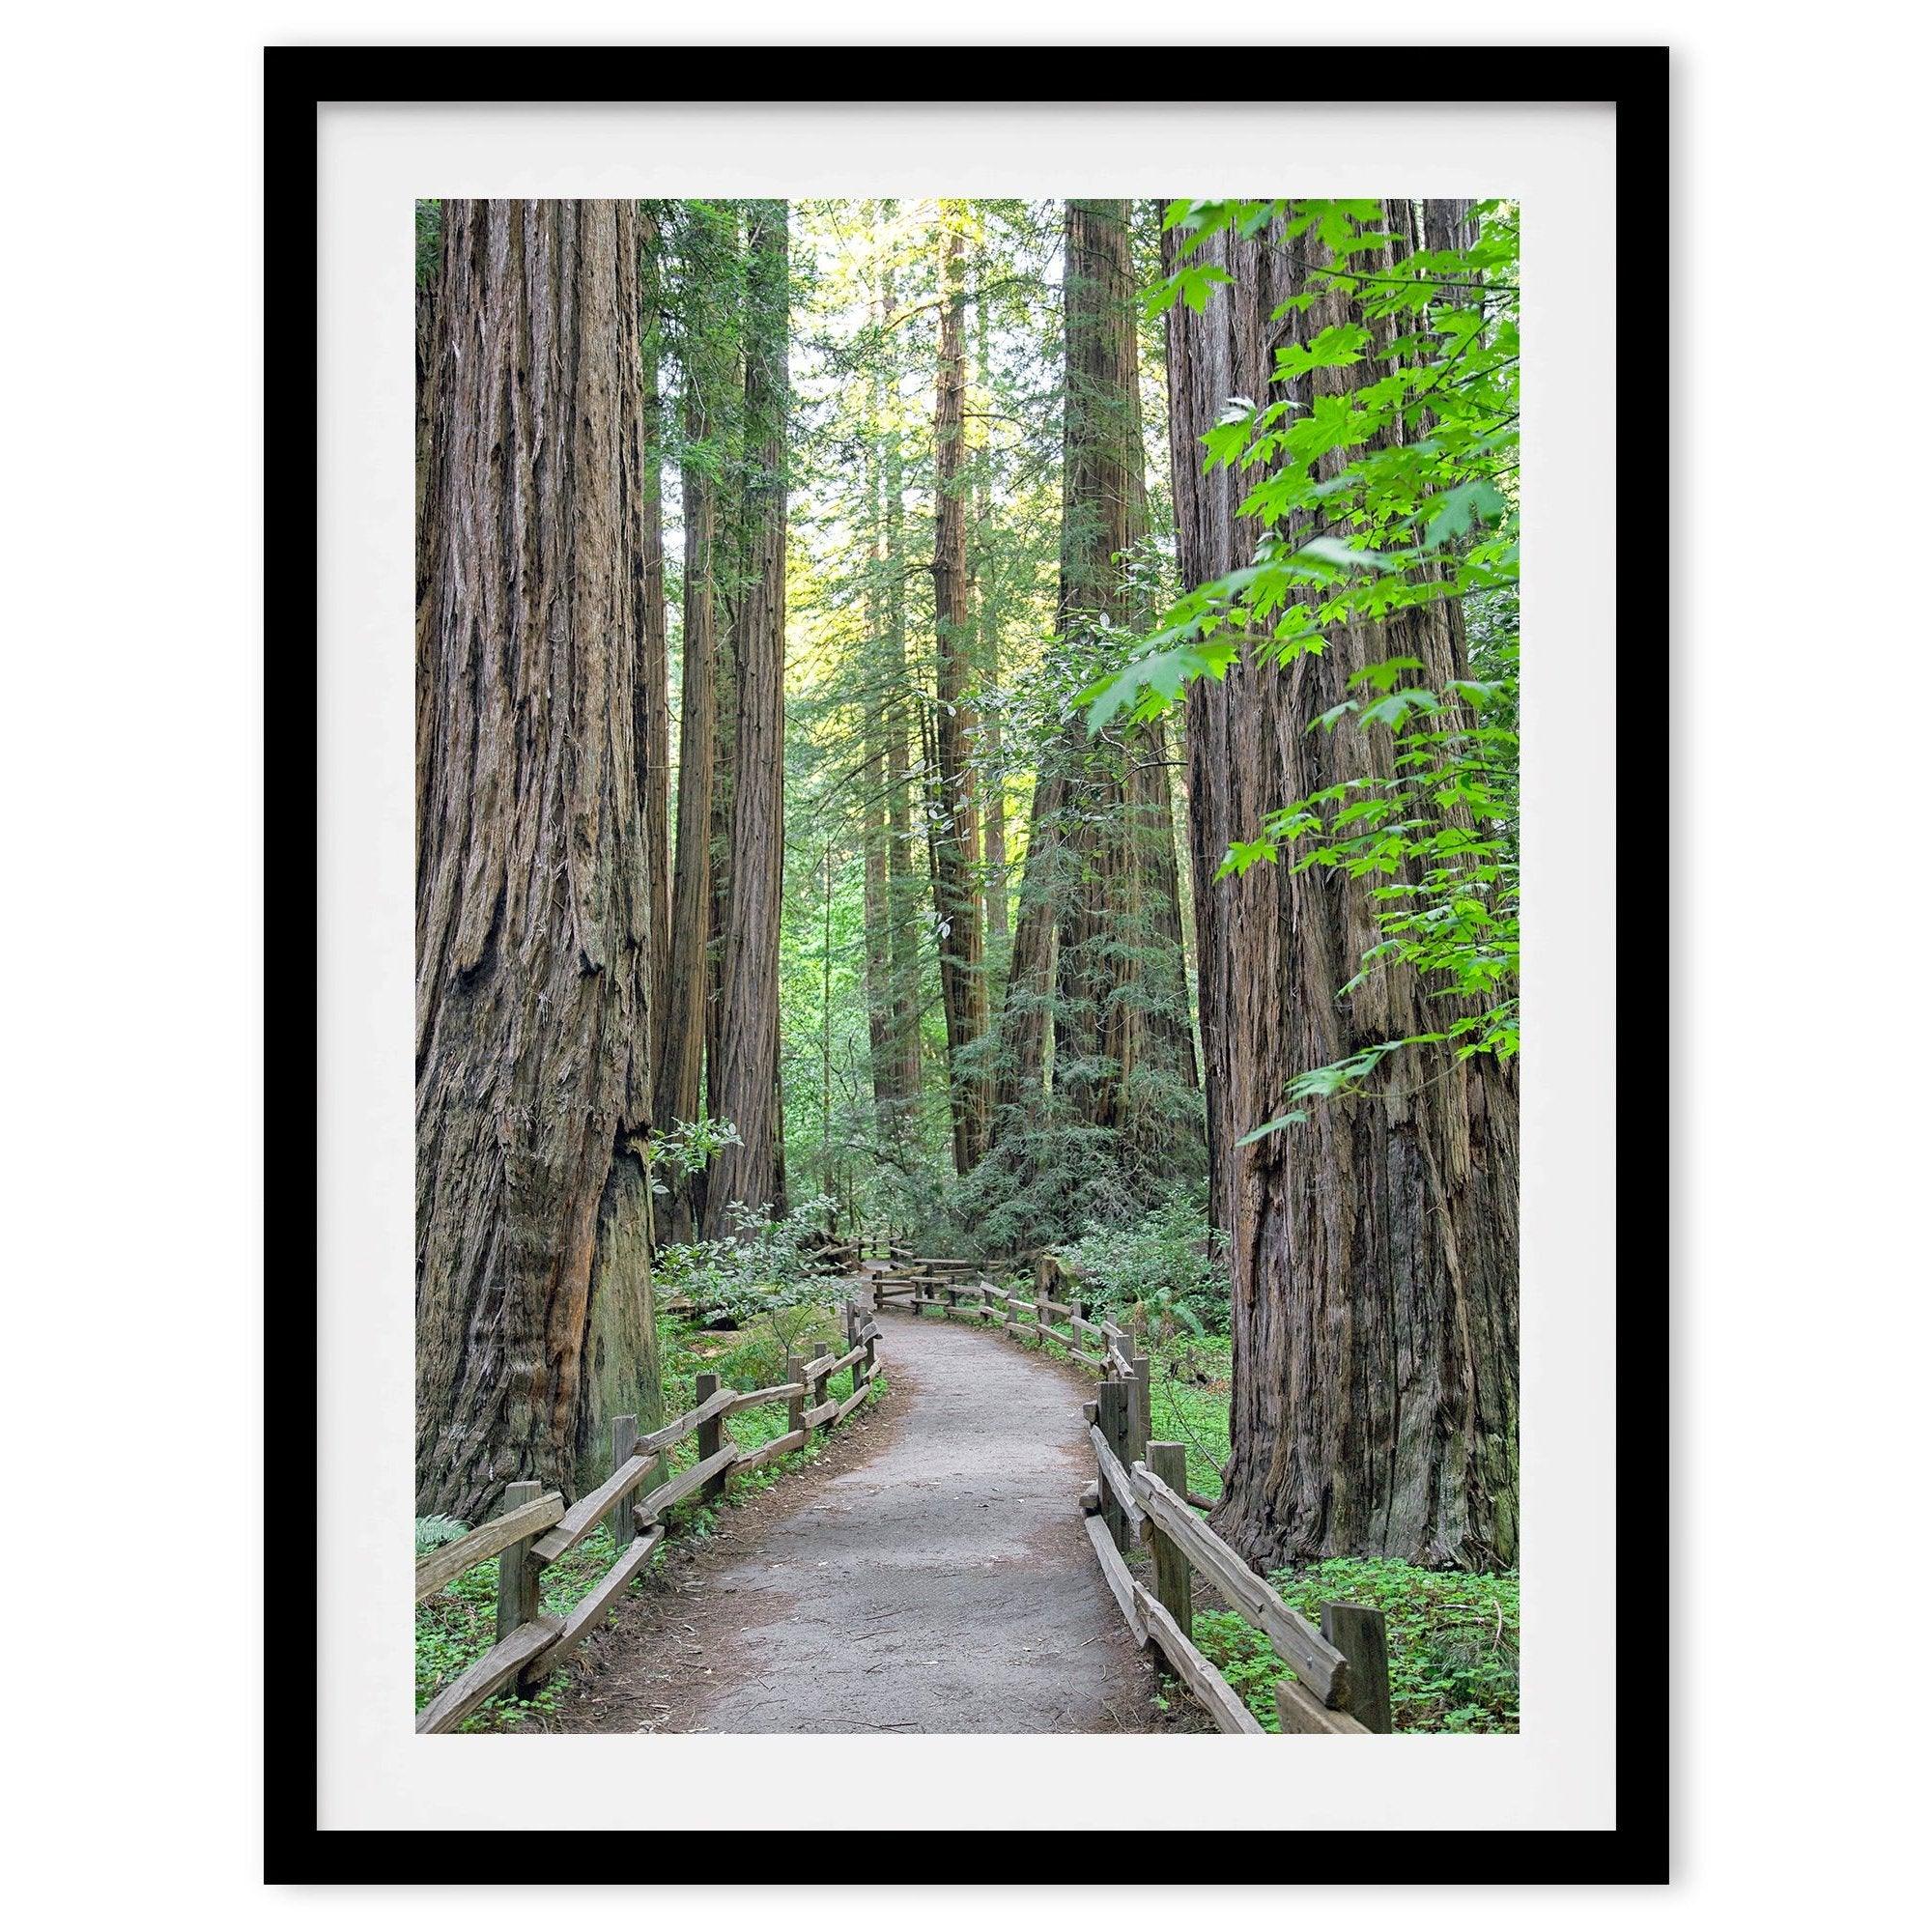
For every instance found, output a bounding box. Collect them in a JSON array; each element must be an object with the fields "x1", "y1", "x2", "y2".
[{"x1": 1, "y1": 0, "x2": 1922, "y2": 1923}]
